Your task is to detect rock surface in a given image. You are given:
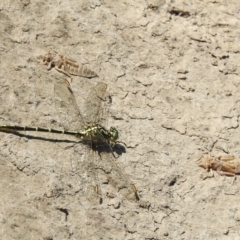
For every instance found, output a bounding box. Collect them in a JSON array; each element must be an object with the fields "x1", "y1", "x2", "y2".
[{"x1": 1, "y1": 0, "x2": 240, "y2": 239}]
